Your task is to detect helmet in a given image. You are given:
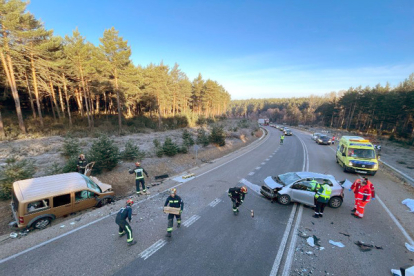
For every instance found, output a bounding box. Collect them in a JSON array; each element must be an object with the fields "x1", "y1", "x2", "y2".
[
  {"x1": 170, "y1": 188, "x2": 177, "y2": 195},
  {"x1": 135, "y1": 162, "x2": 140, "y2": 166},
  {"x1": 240, "y1": 186, "x2": 247, "y2": 193},
  {"x1": 126, "y1": 199, "x2": 134, "y2": 205}
]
